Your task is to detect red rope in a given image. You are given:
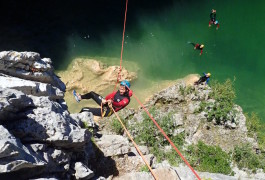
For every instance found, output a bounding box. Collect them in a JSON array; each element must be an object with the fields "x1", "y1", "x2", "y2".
[
  {"x1": 113, "y1": 0, "x2": 129, "y2": 92},
  {"x1": 111, "y1": 0, "x2": 201, "y2": 179},
  {"x1": 130, "y1": 90, "x2": 201, "y2": 180},
  {"x1": 111, "y1": 106, "x2": 158, "y2": 180}
]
